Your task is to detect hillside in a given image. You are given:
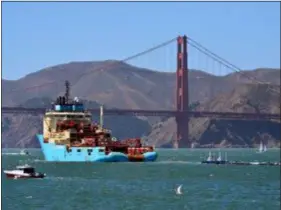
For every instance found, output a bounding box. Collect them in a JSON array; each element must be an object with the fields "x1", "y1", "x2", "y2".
[
  {"x1": 2, "y1": 61, "x2": 280, "y2": 109},
  {"x1": 1, "y1": 97, "x2": 151, "y2": 148},
  {"x1": 2, "y1": 61, "x2": 280, "y2": 148},
  {"x1": 146, "y1": 83, "x2": 281, "y2": 148}
]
